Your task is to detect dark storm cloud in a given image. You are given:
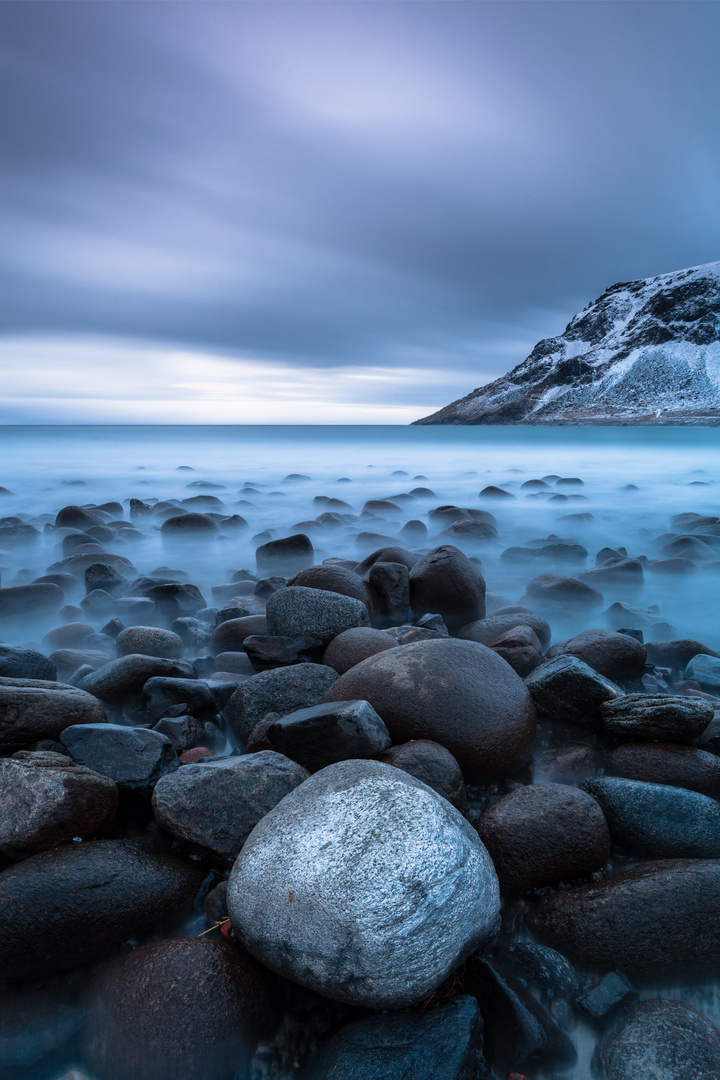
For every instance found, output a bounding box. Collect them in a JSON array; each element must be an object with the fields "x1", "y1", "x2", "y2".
[{"x1": 1, "y1": 0, "x2": 720, "y2": 387}]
